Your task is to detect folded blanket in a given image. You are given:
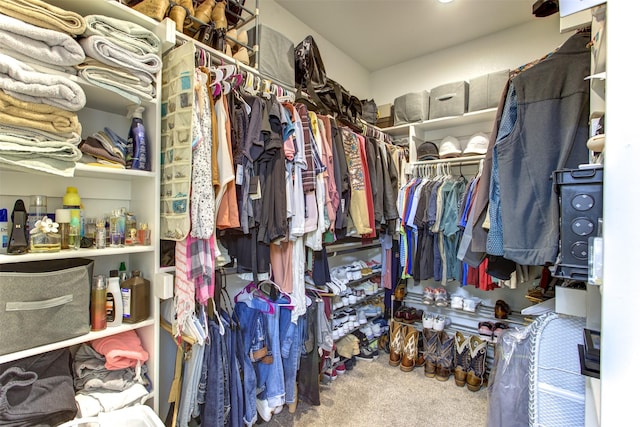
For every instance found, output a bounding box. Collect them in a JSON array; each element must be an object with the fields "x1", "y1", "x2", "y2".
[
  {"x1": 0, "y1": 0, "x2": 86, "y2": 35},
  {"x1": 0, "y1": 90, "x2": 81, "y2": 136},
  {"x1": 76, "y1": 59, "x2": 155, "y2": 105},
  {"x1": 0, "y1": 14, "x2": 85, "y2": 67},
  {"x1": 84, "y1": 14, "x2": 162, "y2": 56},
  {"x1": 0, "y1": 53, "x2": 86, "y2": 111},
  {"x1": 96, "y1": 128, "x2": 128, "y2": 159},
  {"x1": 0, "y1": 139, "x2": 81, "y2": 177},
  {"x1": 0, "y1": 123, "x2": 81, "y2": 145},
  {"x1": 79, "y1": 36, "x2": 161, "y2": 84}
]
